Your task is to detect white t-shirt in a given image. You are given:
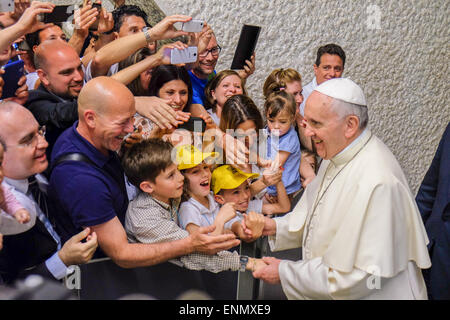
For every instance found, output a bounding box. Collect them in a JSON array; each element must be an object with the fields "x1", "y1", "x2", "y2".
[
  {"x1": 299, "y1": 77, "x2": 318, "y2": 117},
  {"x1": 84, "y1": 60, "x2": 119, "y2": 82},
  {"x1": 178, "y1": 192, "x2": 221, "y2": 229}
]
